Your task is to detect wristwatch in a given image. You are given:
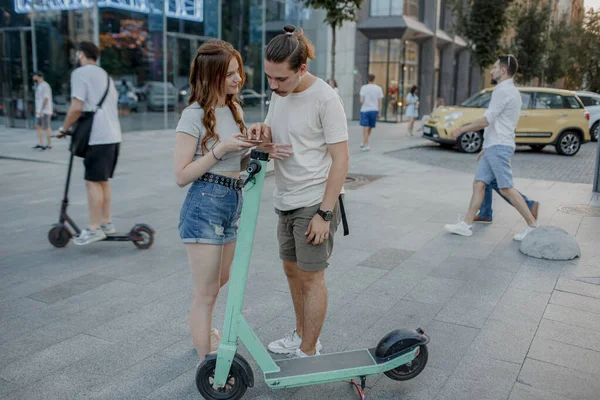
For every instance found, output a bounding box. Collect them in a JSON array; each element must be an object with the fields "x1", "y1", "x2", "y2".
[{"x1": 317, "y1": 209, "x2": 333, "y2": 221}]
